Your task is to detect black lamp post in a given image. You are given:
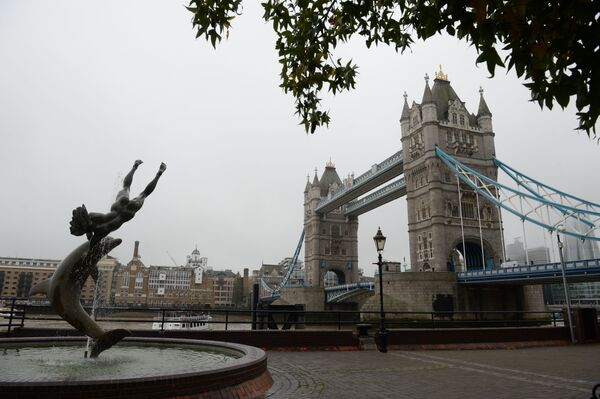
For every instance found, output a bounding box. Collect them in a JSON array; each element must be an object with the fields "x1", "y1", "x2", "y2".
[{"x1": 373, "y1": 227, "x2": 388, "y2": 353}]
